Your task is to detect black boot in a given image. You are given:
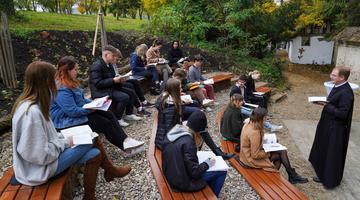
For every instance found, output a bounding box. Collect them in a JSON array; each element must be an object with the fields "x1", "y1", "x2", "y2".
[
  {"x1": 214, "y1": 147, "x2": 235, "y2": 160},
  {"x1": 287, "y1": 168, "x2": 308, "y2": 184}
]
